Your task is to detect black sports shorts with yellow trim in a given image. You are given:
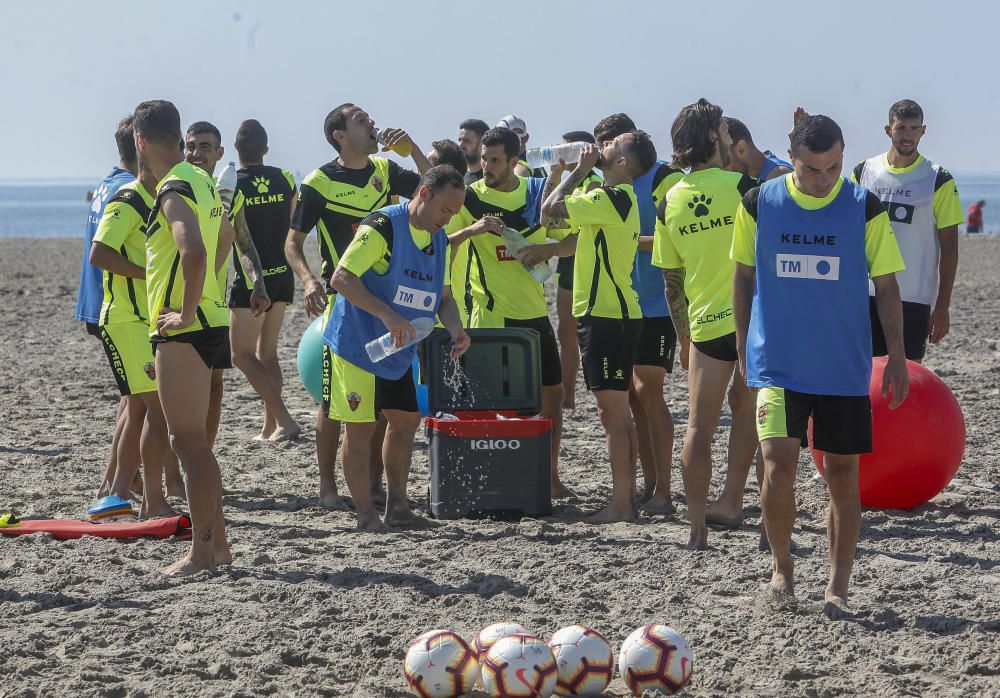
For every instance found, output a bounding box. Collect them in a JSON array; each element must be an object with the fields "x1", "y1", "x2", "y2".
[
  {"x1": 556, "y1": 255, "x2": 574, "y2": 291},
  {"x1": 869, "y1": 297, "x2": 930, "y2": 362},
  {"x1": 577, "y1": 316, "x2": 641, "y2": 392},
  {"x1": 229, "y1": 270, "x2": 295, "y2": 309},
  {"x1": 692, "y1": 331, "x2": 738, "y2": 363},
  {"x1": 634, "y1": 316, "x2": 677, "y2": 371},
  {"x1": 322, "y1": 346, "x2": 417, "y2": 423},
  {"x1": 756, "y1": 386, "x2": 873, "y2": 455},
  {"x1": 152, "y1": 326, "x2": 231, "y2": 371}
]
